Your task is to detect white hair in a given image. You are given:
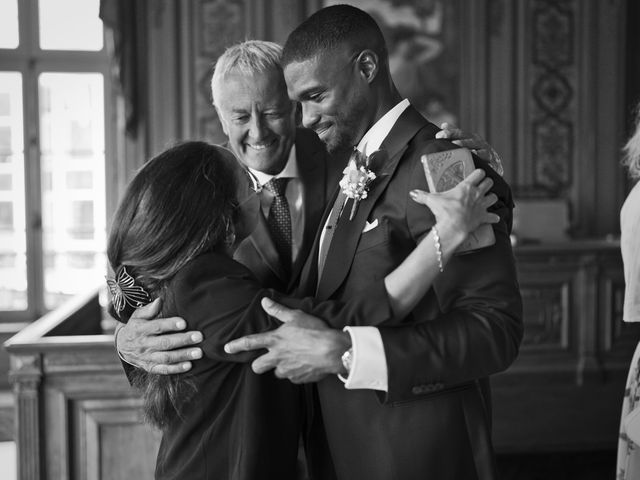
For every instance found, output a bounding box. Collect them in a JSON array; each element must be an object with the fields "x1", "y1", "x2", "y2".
[
  {"x1": 211, "y1": 40, "x2": 284, "y2": 109},
  {"x1": 623, "y1": 103, "x2": 640, "y2": 180}
]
